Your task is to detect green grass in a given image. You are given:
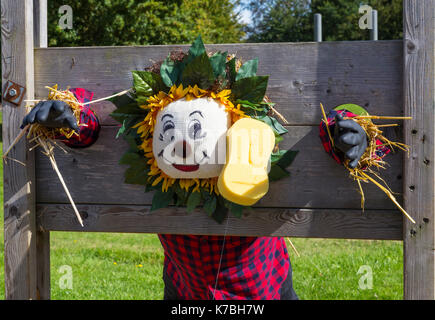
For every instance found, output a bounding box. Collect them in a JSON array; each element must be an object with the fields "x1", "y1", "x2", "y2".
[
  {"x1": 289, "y1": 238, "x2": 403, "y2": 299},
  {"x1": 45, "y1": 234, "x2": 403, "y2": 300},
  {"x1": 48, "y1": 231, "x2": 165, "y2": 299},
  {"x1": 0, "y1": 108, "x2": 403, "y2": 299}
]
